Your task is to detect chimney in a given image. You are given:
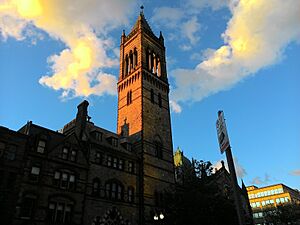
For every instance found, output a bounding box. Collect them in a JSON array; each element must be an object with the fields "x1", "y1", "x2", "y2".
[{"x1": 75, "y1": 100, "x2": 89, "y2": 139}]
